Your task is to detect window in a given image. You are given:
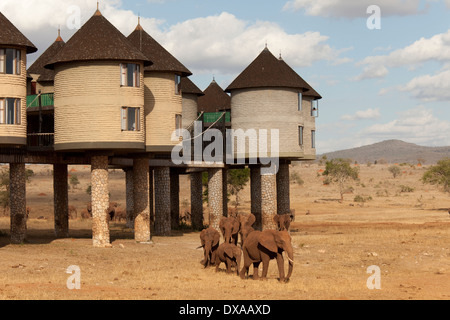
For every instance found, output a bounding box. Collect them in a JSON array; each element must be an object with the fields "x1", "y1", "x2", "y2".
[
  {"x1": 0, "y1": 48, "x2": 21, "y2": 75},
  {"x1": 175, "y1": 114, "x2": 182, "y2": 134},
  {"x1": 298, "y1": 126, "x2": 304, "y2": 146},
  {"x1": 311, "y1": 130, "x2": 316, "y2": 149},
  {"x1": 175, "y1": 75, "x2": 181, "y2": 95},
  {"x1": 311, "y1": 100, "x2": 319, "y2": 117},
  {"x1": 121, "y1": 107, "x2": 140, "y2": 131},
  {"x1": 120, "y1": 63, "x2": 140, "y2": 87},
  {"x1": 298, "y1": 92, "x2": 303, "y2": 111},
  {"x1": 0, "y1": 98, "x2": 21, "y2": 125},
  {"x1": 0, "y1": 50, "x2": 4, "y2": 73}
]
